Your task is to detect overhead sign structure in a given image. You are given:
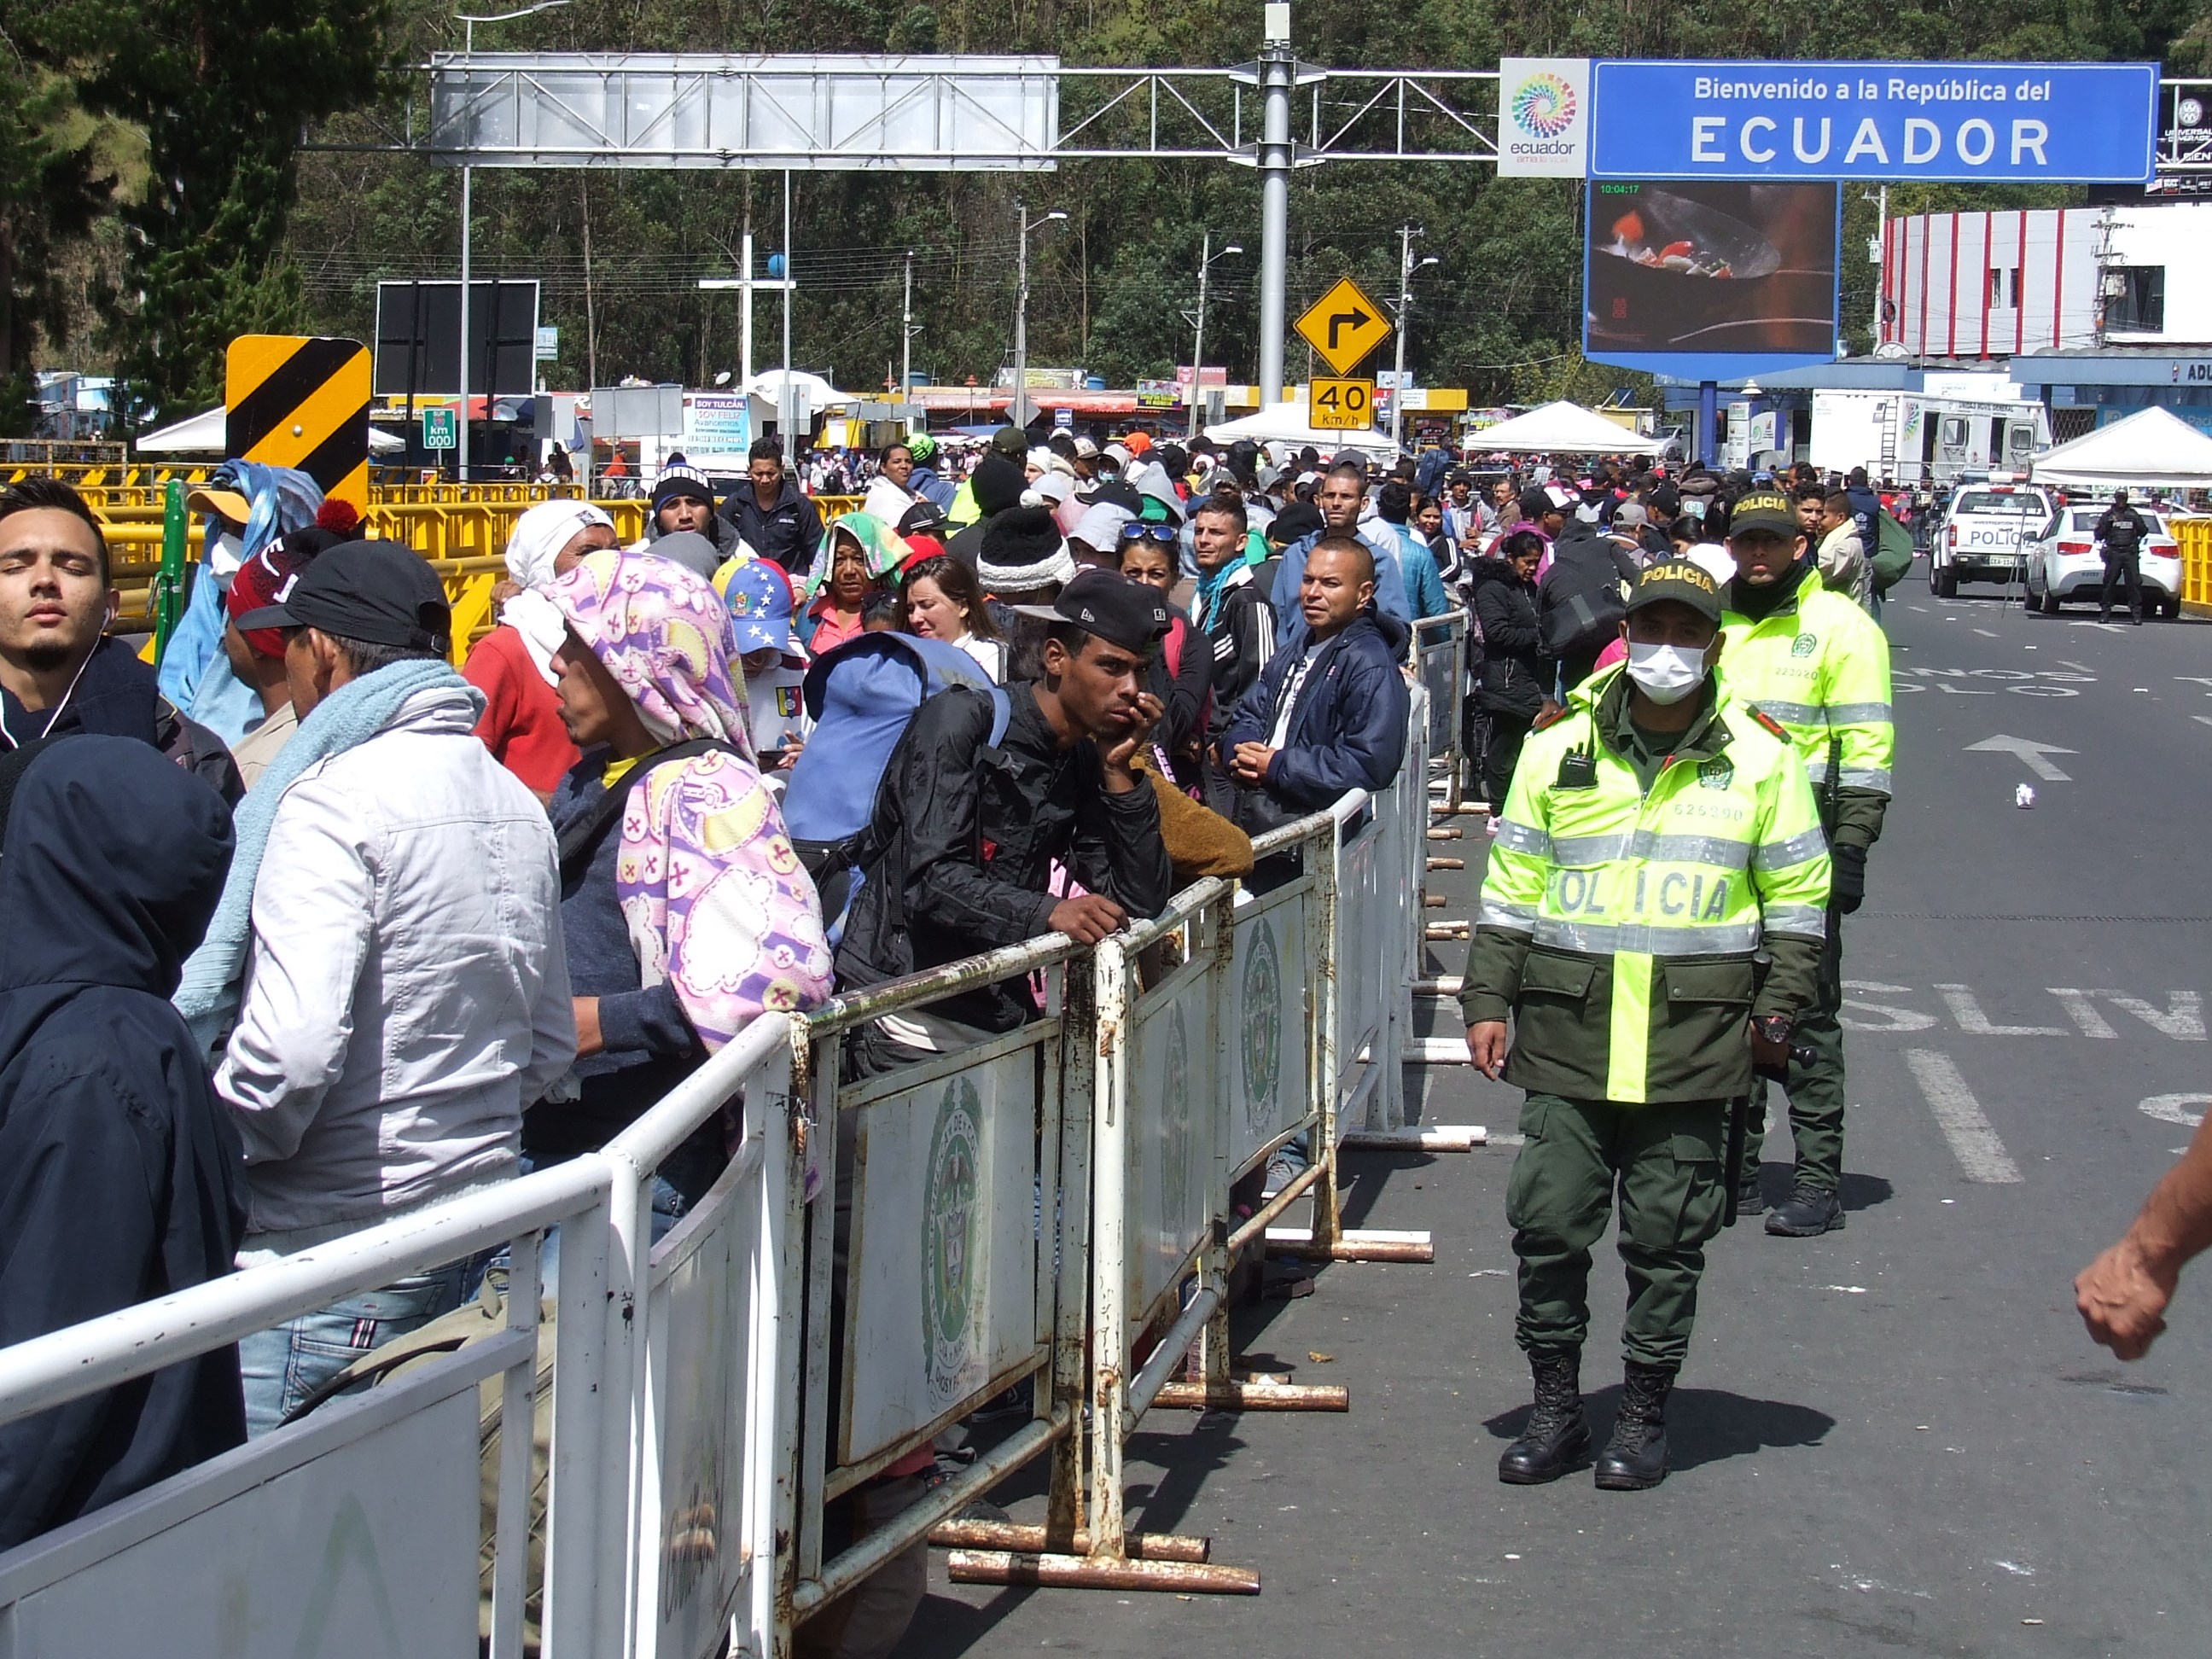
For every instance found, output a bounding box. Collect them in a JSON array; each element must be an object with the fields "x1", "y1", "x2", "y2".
[
  {"x1": 1296, "y1": 278, "x2": 1392, "y2": 377},
  {"x1": 1310, "y1": 377, "x2": 1375, "y2": 431},
  {"x1": 1497, "y1": 57, "x2": 1592, "y2": 178},
  {"x1": 224, "y1": 335, "x2": 372, "y2": 506},
  {"x1": 1590, "y1": 60, "x2": 2158, "y2": 183}
]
